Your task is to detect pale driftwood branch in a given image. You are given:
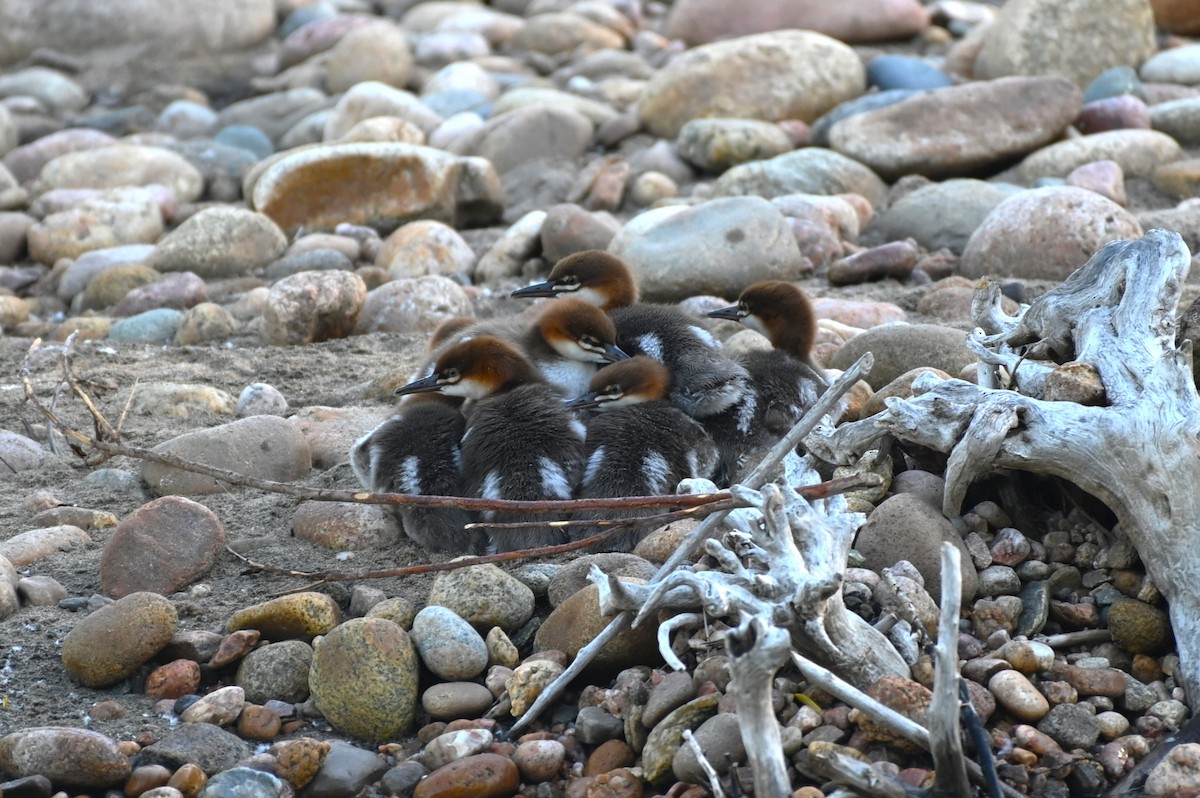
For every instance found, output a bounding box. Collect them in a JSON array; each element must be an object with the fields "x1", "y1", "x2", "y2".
[
  {"x1": 594, "y1": 479, "x2": 909, "y2": 689},
  {"x1": 929, "y1": 544, "x2": 970, "y2": 798},
  {"x1": 818, "y1": 229, "x2": 1200, "y2": 704},
  {"x1": 791, "y1": 651, "x2": 930, "y2": 749},
  {"x1": 681, "y1": 729, "x2": 728, "y2": 798},
  {"x1": 1035, "y1": 629, "x2": 1112, "y2": 648},
  {"x1": 506, "y1": 353, "x2": 875, "y2": 735},
  {"x1": 793, "y1": 650, "x2": 1024, "y2": 798},
  {"x1": 725, "y1": 617, "x2": 794, "y2": 798},
  {"x1": 807, "y1": 745, "x2": 911, "y2": 798}
]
